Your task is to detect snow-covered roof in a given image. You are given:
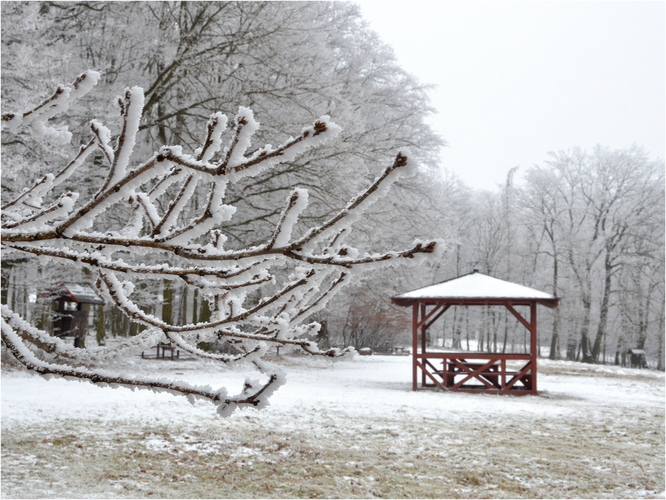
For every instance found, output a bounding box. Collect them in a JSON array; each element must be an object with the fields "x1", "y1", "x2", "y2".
[
  {"x1": 392, "y1": 270, "x2": 558, "y2": 308},
  {"x1": 47, "y1": 282, "x2": 105, "y2": 305}
]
